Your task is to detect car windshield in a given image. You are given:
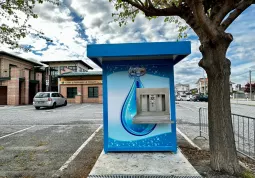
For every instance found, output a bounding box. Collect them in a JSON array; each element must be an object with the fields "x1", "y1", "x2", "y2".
[{"x1": 35, "y1": 93, "x2": 50, "y2": 98}]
